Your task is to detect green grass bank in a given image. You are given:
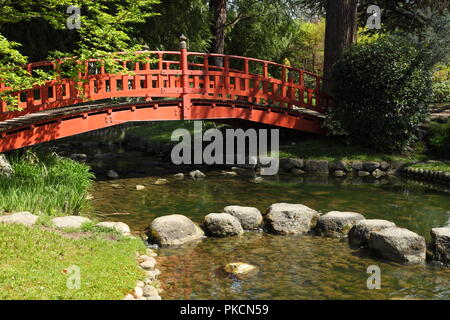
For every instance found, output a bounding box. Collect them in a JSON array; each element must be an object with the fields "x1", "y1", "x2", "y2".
[
  {"x1": 0, "y1": 150, "x2": 93, "y2": 216},
  {"x1": 0, "y1": 223, "x2": 146, "y2": 300}
]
